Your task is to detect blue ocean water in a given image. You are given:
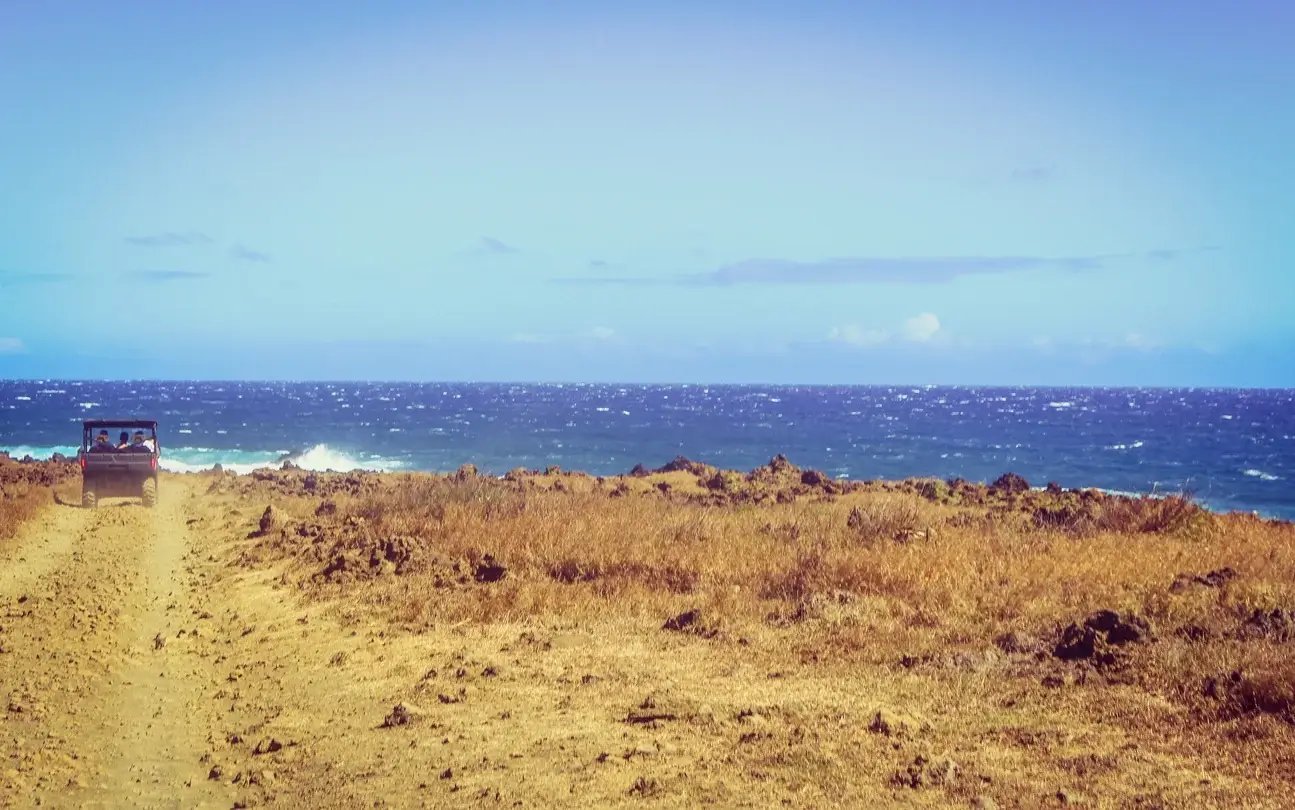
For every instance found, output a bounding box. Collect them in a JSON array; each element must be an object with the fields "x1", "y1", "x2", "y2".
[{"x1": 1, "y1": 381, "x2": 1291, "y2": 519}]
